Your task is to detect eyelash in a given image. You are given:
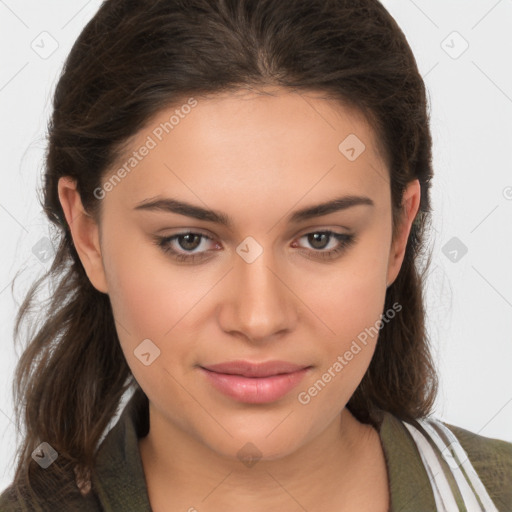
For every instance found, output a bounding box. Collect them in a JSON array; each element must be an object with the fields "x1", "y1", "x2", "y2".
[{"x1": 152, "y1": 230, "x2": 356, "y2": 264}]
